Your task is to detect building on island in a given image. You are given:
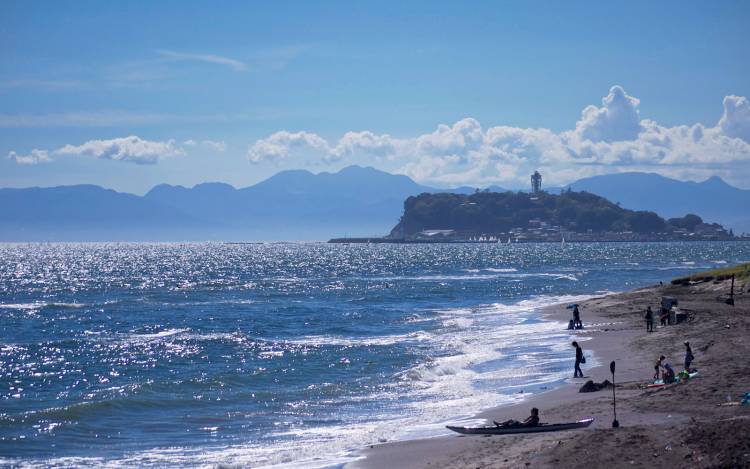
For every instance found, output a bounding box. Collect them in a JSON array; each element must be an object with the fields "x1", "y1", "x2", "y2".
[{"x1": 531, "y1": 171, "x2": 542, "y2": 193}]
